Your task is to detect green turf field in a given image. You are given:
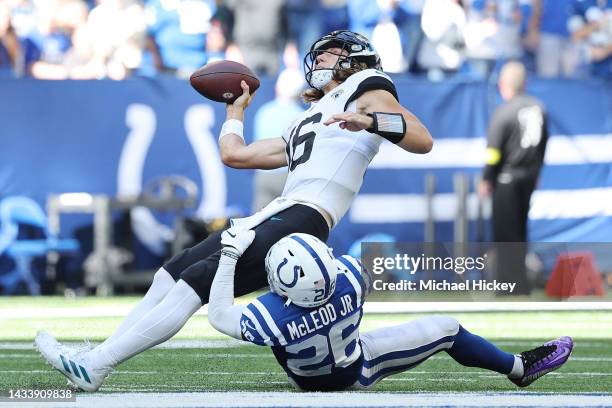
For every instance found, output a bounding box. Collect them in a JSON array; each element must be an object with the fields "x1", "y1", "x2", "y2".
[{"x1": 1, "y1": 297, "x2": 611, "y2": 394}]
